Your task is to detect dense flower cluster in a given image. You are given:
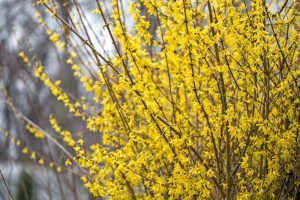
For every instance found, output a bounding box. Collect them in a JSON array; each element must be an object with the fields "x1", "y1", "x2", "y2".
[{"x1": 19, "y1": 0, "x2": 300, "y2": 199}]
